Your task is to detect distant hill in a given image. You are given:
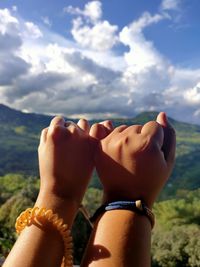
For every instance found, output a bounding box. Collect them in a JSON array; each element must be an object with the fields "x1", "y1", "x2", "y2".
[
  {"x1": 0, "y1": 104, "x2": 51, "y2": 130},
  {"x1": 0, "y1": 104, "x2": 52, "y2": 176},
  {"x1": 0, "y1": 104, "x2": 199, "y2": 199}
]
